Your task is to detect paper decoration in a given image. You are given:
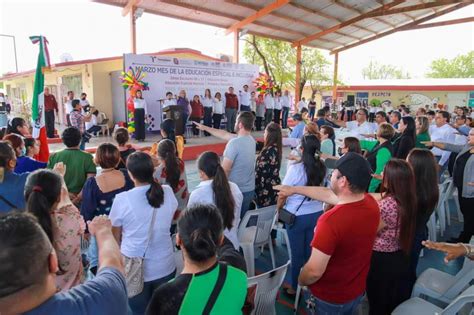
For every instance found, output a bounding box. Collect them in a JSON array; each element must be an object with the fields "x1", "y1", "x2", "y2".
[
  {"x1": 120, "y1": 67, "x2": 150, "y2": 135},
  {"x1": 252, "y1": 72, "x2": 275, "y2": 95}
]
